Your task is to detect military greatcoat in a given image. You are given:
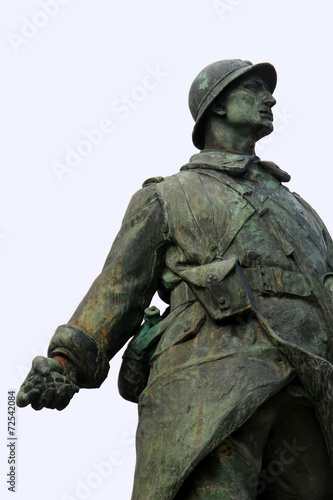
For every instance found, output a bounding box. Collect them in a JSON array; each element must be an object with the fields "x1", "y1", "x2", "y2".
[{"x1": 48, "y1": 150, "x2": 333, "y2": 499}]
